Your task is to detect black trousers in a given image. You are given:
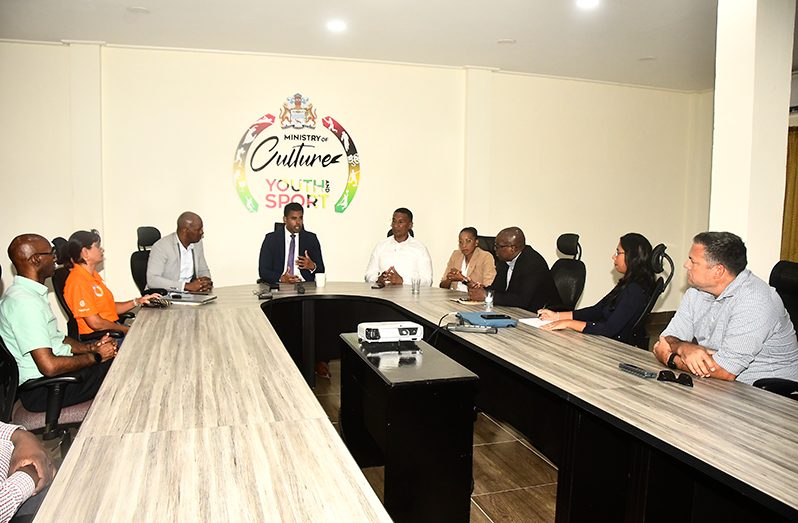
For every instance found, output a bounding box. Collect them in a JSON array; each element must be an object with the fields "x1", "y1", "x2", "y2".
[{"x1": 18, "y1": 359, "x2": 113, "y2": 412}]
